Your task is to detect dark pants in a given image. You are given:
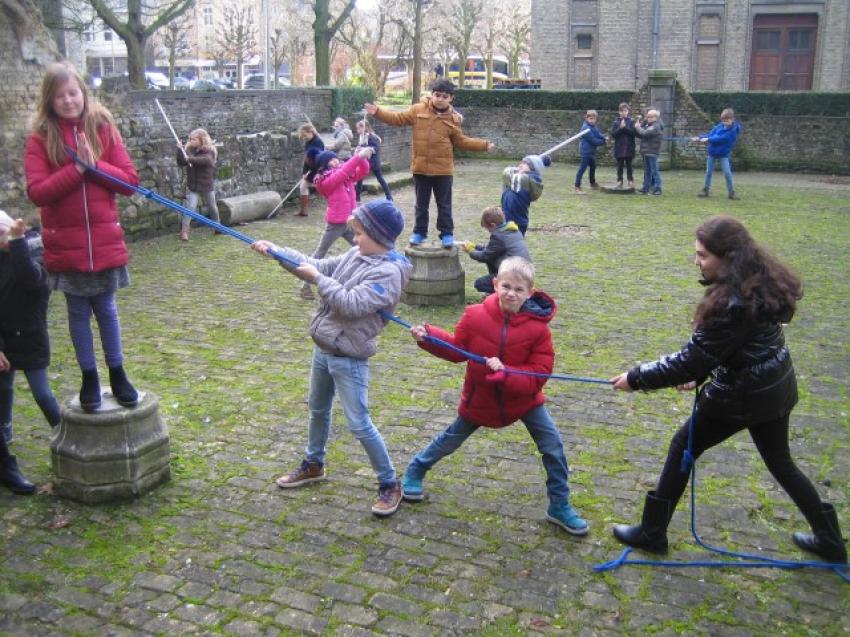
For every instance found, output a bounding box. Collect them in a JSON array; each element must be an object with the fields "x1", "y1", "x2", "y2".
[
  {"x1": 656, "y1": 413, "x2": 824, "y2": 526},
  {"x1": 574, "y1": 157, "x2": 597, "y2": 187},
  {"x1": 355, "y1": 167, "x2": 392, "y2": 202},
  {"x1": 413, "y1": 174, "x2": 453, "y2": 238},
  {"x1": 474, "y1": 273, "x2": 496, "y2": 295},
  {"x1": 616, "y1": 157, "x2": 634, "y2": 182}
]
